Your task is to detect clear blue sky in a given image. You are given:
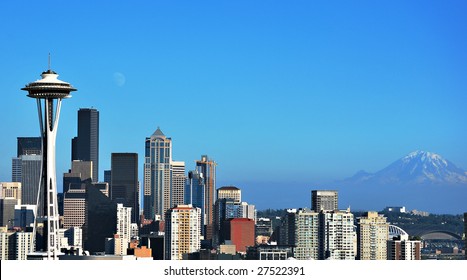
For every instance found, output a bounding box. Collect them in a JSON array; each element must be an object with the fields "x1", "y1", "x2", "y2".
[{"x1": 1, "y1": 1, "x2": 466, "y2": 212}]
